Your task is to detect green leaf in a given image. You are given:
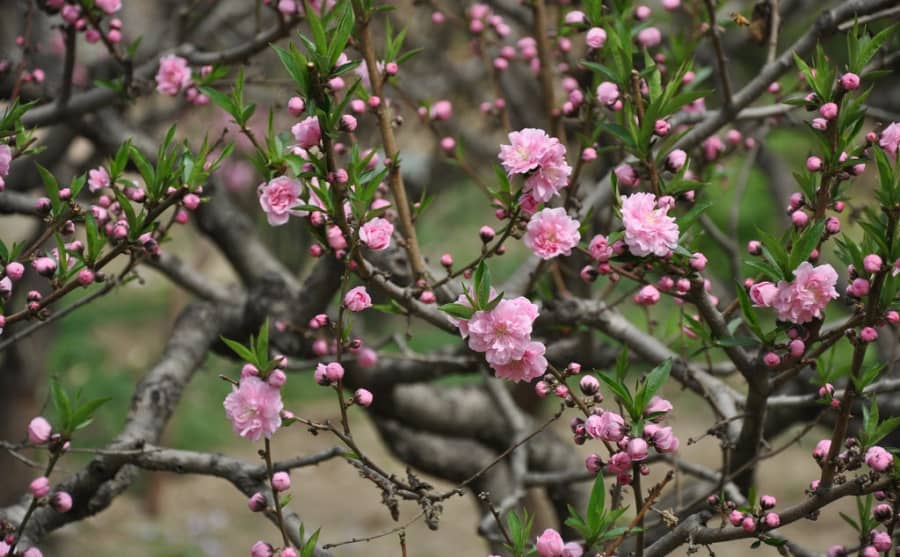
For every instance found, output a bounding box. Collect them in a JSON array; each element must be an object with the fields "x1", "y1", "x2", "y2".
[
  {"x1": 68, "y1": 397, "x2": 111, "y2": 432},
  {"x1": 256, "y1": 320, "x2": 270, "y2": 366},
  {"x1": 638, "y1": 359, "x2": 671, "y2": 412},
  {"x1": 474, "y1": 261, "x2": 491, "y2": 308},
  {"x1": 35, "y1": 163, "x2": 61, "y2": 213},
  {"x1": 439, "y1": 303, "x2": 475, "y2": 320},
  {"x1": 789, "y1": 220, "x2": 826, "y2": 271},
  {"x1": 586, "y1": 471, "x2": 606, "y2": 531},
  {"x1": 50, "y1": 381, "x2": 73, "y2": 432},
  {"x1": 735, "y1": 285, "x2": 765, "y2": 340},
  {"x1": 614, "y1": 346, "x2": 629, "y2": 382},
  {"x1": 221, "y1": 336, "x2": 257, "y2": 365}
]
